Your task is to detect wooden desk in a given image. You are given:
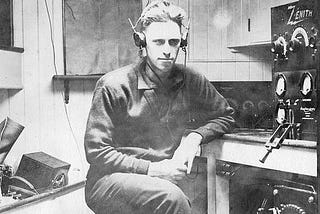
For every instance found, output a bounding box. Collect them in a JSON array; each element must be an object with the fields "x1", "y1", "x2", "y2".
[{"x1": 202, "y1": 131, "x2": 316, "y2": 214}]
